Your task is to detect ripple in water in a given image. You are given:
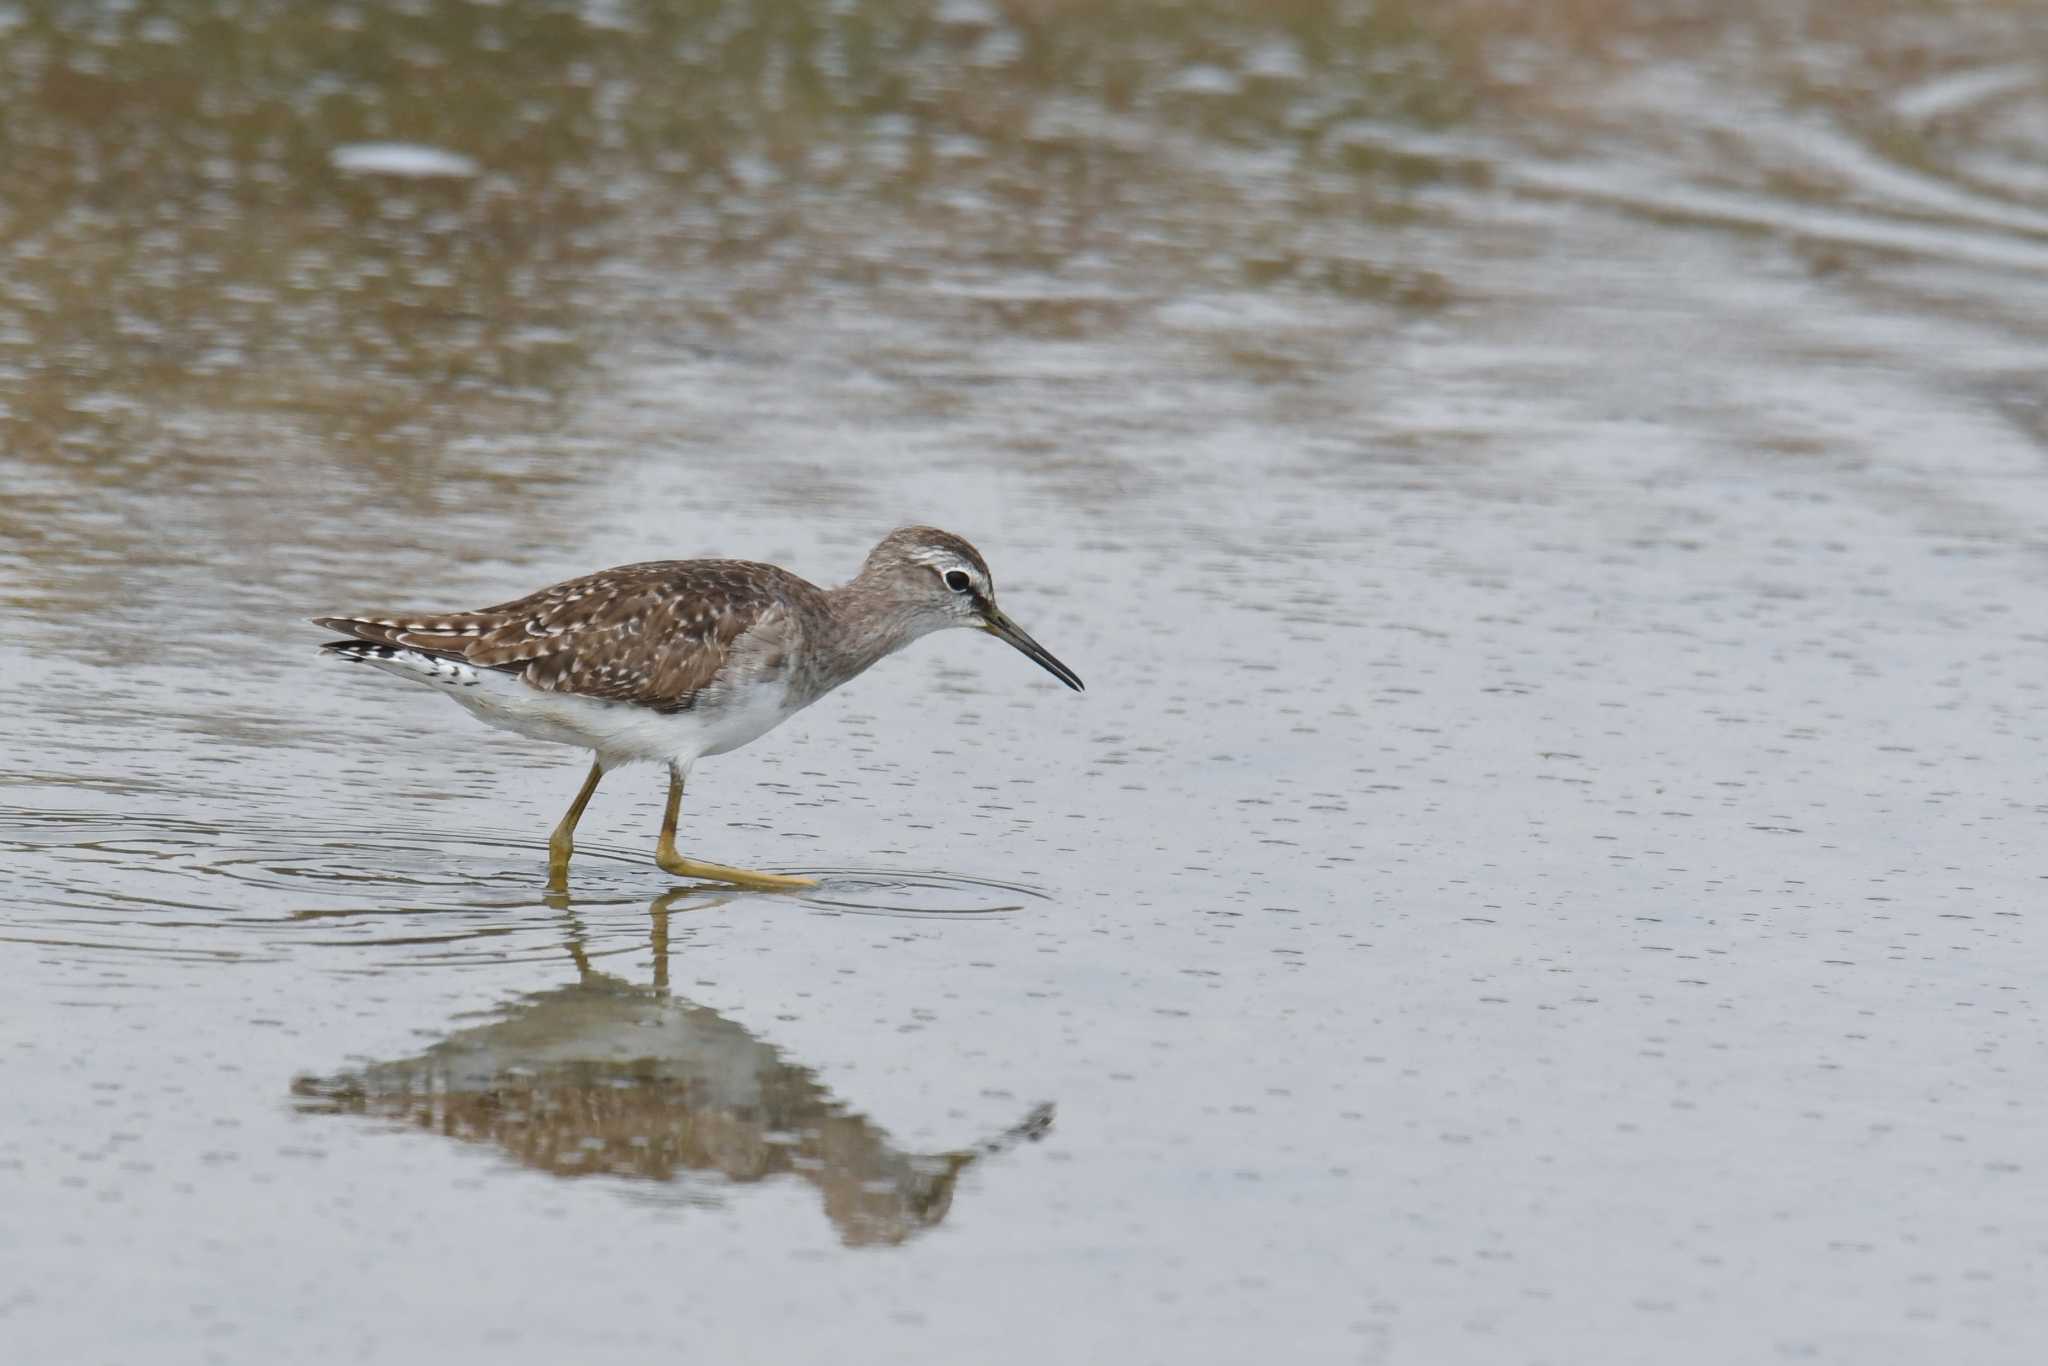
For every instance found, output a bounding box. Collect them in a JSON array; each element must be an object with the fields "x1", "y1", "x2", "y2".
[{"x1": 0, "y1": 806, "x2": 1046, "y2": 967}]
